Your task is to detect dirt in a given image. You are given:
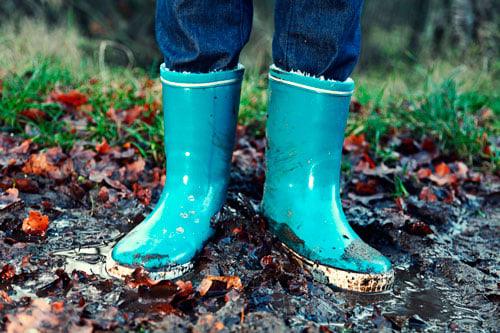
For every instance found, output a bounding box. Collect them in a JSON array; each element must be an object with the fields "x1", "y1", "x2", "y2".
[{"x1": 0, "y1": 132, "x2": 499, "y2": 332}]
